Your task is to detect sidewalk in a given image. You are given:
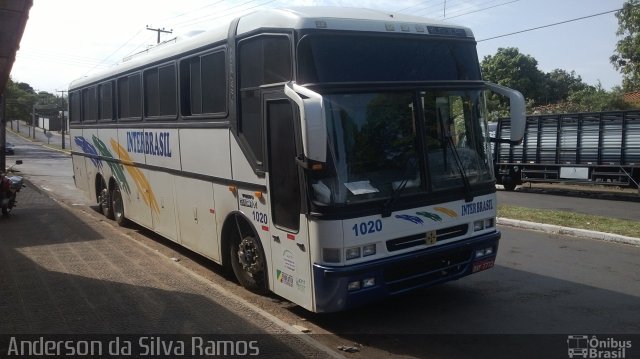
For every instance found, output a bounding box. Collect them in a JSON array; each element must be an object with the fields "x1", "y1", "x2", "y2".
[{"x1": 0, "y1": 183, "x2": 331, "y2": 357}]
